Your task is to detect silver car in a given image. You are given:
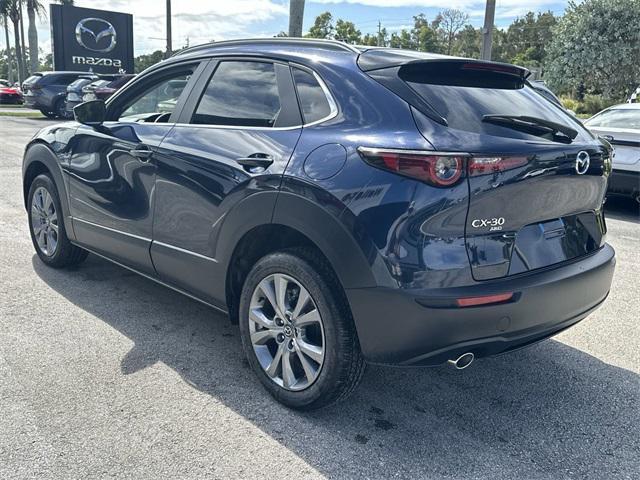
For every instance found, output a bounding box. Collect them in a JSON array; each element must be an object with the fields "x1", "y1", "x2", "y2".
[{"x1": 585, "y1": 103, "x2": 640, "y2": 202}]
